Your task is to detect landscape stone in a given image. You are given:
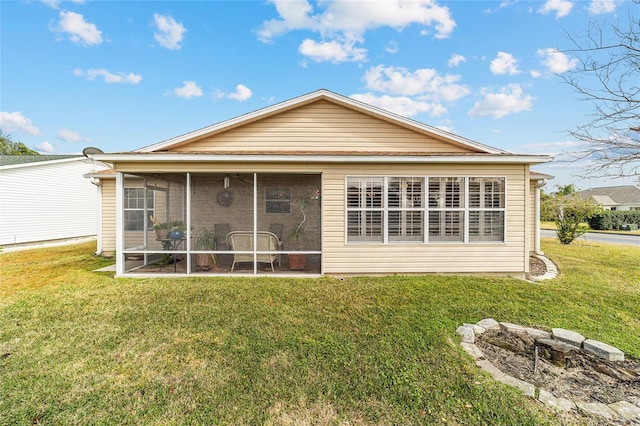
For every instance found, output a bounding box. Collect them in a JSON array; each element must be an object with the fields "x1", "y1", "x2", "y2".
[
  {"x1": 575, "y1": 402, "x2": 618, "y2": 420},
  {"x1": 538, "y1": 389, "x2": 575, "y2": 412},
  {"x1": 456, "y1": 325, "x2": 474, "y2": 343},
  {"x1": 477, "y1": 318, "x2": 499, "y2": 330},
  {"x1": 460, "y1": 342, "x2": 484, "y2": 359},
  {"x1": 524, "y1": 327, "x2": 551, "y2": 340},
  {"x1": 499, "y1": 322, "x2": 527, "y2": 334},
  {"x1": 583, "y1": 339, "x2": 625, "y2": 361},
  {"x1": 552, "y1": 328, "x2": 585, "y2": 348},
  {"x1": 475, "y1": 360, "x2": 535, "y2": 397},
  {"x1": 629, "y1": 396, "x2": 640, "y2": 408},
  {"x1": 464, "y1": 323, "x2": 487, "y2": 335},
  {"x1": 608, "y1": 401, "x2": 640, "y2": 421}
]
